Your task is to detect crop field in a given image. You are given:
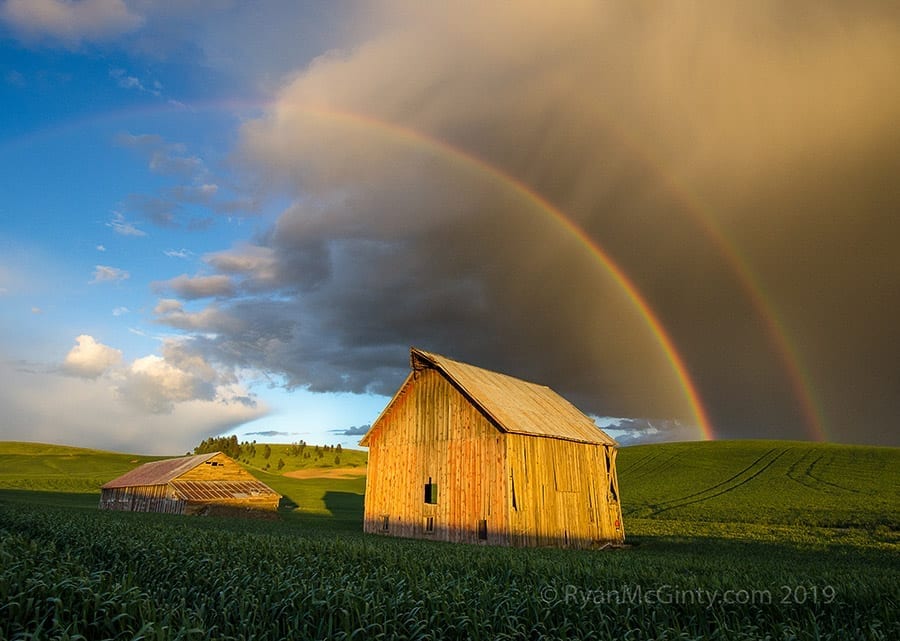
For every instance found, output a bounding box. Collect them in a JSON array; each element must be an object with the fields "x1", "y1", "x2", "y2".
[{"x1": 0, "y1": 440, "x2": 897, "y2": 640}]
